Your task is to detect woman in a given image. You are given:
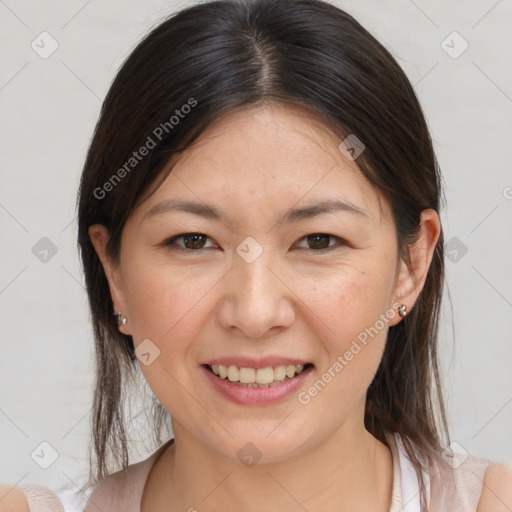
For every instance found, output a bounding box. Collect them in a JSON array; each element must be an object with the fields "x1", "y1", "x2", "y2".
[{"x1": 5, "y1": 0, "x2": 511, "y2": 510}]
